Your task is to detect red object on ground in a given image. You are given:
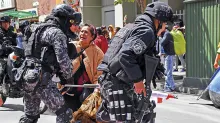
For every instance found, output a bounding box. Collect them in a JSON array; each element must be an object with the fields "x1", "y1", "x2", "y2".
[
  {"x1": 166, "y1": 93, "x2": 176, "y2": 99},
  {"x1": 151, "y1": 91, "x2": 178, "y2": 104},
  {"x1": 157, "y1": 97, "x2": 163, "y2": 103}
]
